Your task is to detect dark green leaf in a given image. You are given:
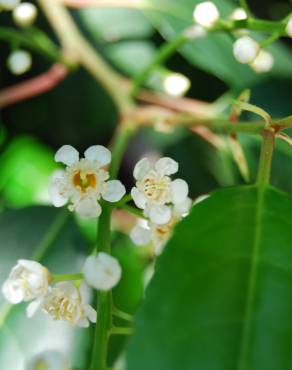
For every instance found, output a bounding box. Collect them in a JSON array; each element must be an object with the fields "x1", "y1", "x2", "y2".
[{"x1": 126, "y1": 185, "x2": 292, "y2": 370}]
